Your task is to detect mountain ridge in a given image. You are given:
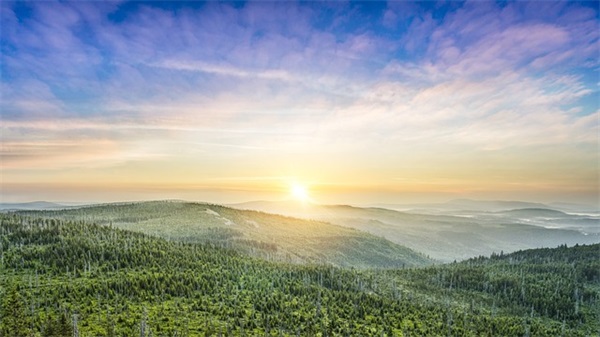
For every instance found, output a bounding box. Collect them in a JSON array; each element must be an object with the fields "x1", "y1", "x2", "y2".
[
  {"x1": 0, "y1": 201, "x2": 68, "y2": 210},
  {"x1": 228, "y1": 199, "x2": 600, "y2": 262},
  {"x1": 14, "y1": 200, "x2": 432, "y2": 268}
]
